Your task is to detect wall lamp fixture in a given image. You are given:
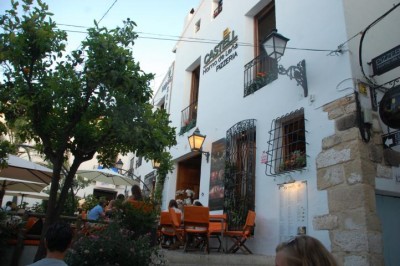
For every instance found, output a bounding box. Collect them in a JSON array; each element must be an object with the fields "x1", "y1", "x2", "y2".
[
  {"x1": 262, "y1": 29, "x2": 308, "y2": 97},
  {"x1": 188, "y1": 128, "x2": 210, "y2": 163},
  {"x1": 152, "y1": 159, "x2": 161, "y2": 169}
]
